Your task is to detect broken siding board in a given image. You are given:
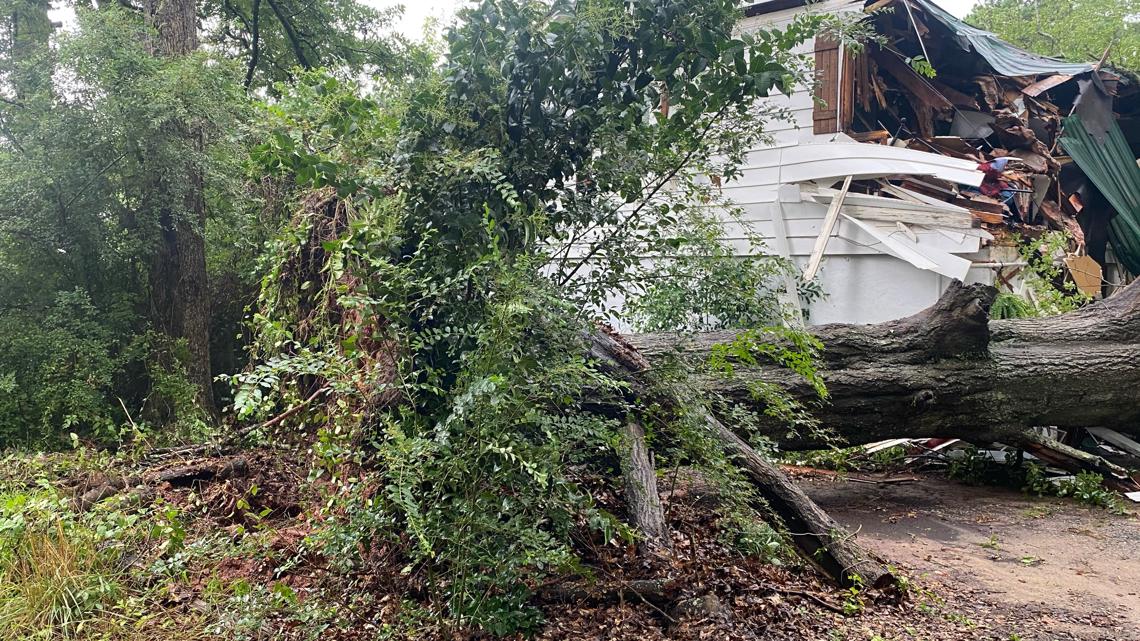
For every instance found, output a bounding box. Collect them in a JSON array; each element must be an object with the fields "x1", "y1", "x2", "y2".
[
  {"x1": 803, "y1": 192, "x2": 977, "y2": 230},
  {"x1": 807, "y1": 187, "x2": 975, "y2": 215},
  {"x1": 841, "y1": 215, "x2": 973, "y2": 279},
  {"x1": 804, "y1": 175, "x2": 852, "y2": 280},
  {"x1": 763, "y1": 143, "x2": 983, "y2": 186},
  {"x1": 1086, "y1": 427, "x2": 1140, "y2": 459},
  {"x1": 707, "y1": 217, "x2": 984, "y2": 258}
]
